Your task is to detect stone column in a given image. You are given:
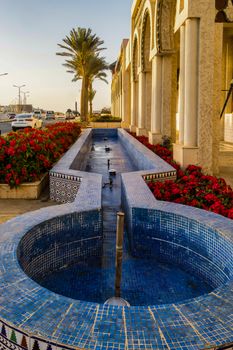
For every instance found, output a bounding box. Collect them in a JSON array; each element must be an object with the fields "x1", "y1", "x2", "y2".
[
  {"x1": 136, "y1": 72, "x2": 147, "y2": 136},
  {"x1": 178, "y1": 24, "x2": 185, "y2": 144},
  {"x1": 148, "y1": 55, "x2": 163, "y2": 144},
  {"x1": 173, "y1": 25, "x2": 185, "y2": 162},
  {"x1": 173, "y1": 19, "x2": 199, "y2": 167},
  {"x1": 184, "y1": 18, "x2": 199, "y2": 148},
  {"x1": 122, "y1": 70, "x2": 131, "y2": 128},
  {"x1": 130, "y1": 80, "x2": 138, "y2": 132}
]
